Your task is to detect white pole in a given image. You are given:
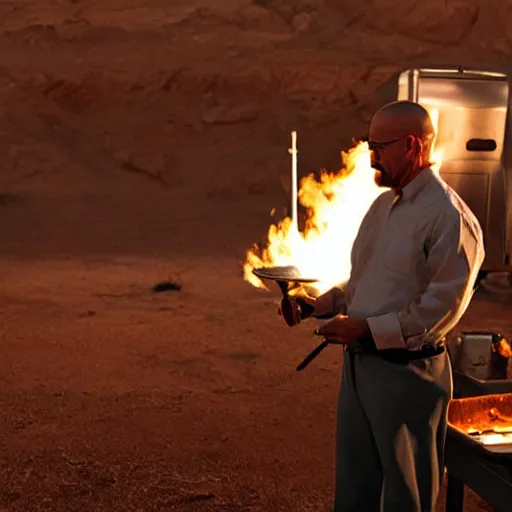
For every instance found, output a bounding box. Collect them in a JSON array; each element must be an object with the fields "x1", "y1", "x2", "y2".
[{"x1": 289, "y1": 131, "x2": 299, "y2": 232}]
